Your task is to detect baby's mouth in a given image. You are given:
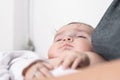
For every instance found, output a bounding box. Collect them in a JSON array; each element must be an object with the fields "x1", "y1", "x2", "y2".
[{"x1": 60, "y1": 44, "x2": 73, "y2": 50}]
